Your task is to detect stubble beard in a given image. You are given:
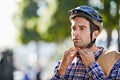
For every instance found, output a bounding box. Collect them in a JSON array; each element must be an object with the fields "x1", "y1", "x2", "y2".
[{"x1": 73, "y1": 40, "x2": 85, "y2": 49}]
